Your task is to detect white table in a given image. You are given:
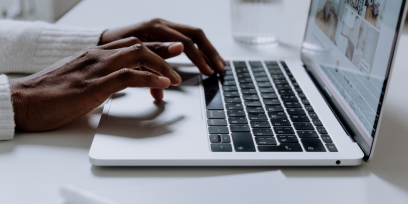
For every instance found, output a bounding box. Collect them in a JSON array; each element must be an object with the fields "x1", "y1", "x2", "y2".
[{"x1": 1, "y1": 0, "x2": 408, "y2": 203}]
